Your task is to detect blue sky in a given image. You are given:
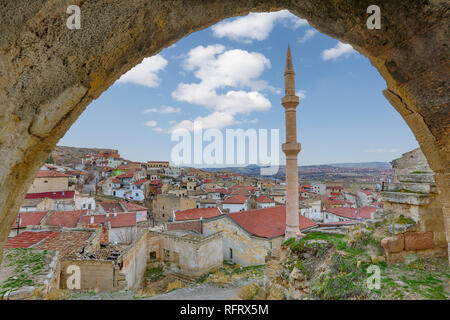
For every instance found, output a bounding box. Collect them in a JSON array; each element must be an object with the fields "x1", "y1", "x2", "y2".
[{"x1": 59, "y1": 10, "x2": 418, "y2": 166}]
